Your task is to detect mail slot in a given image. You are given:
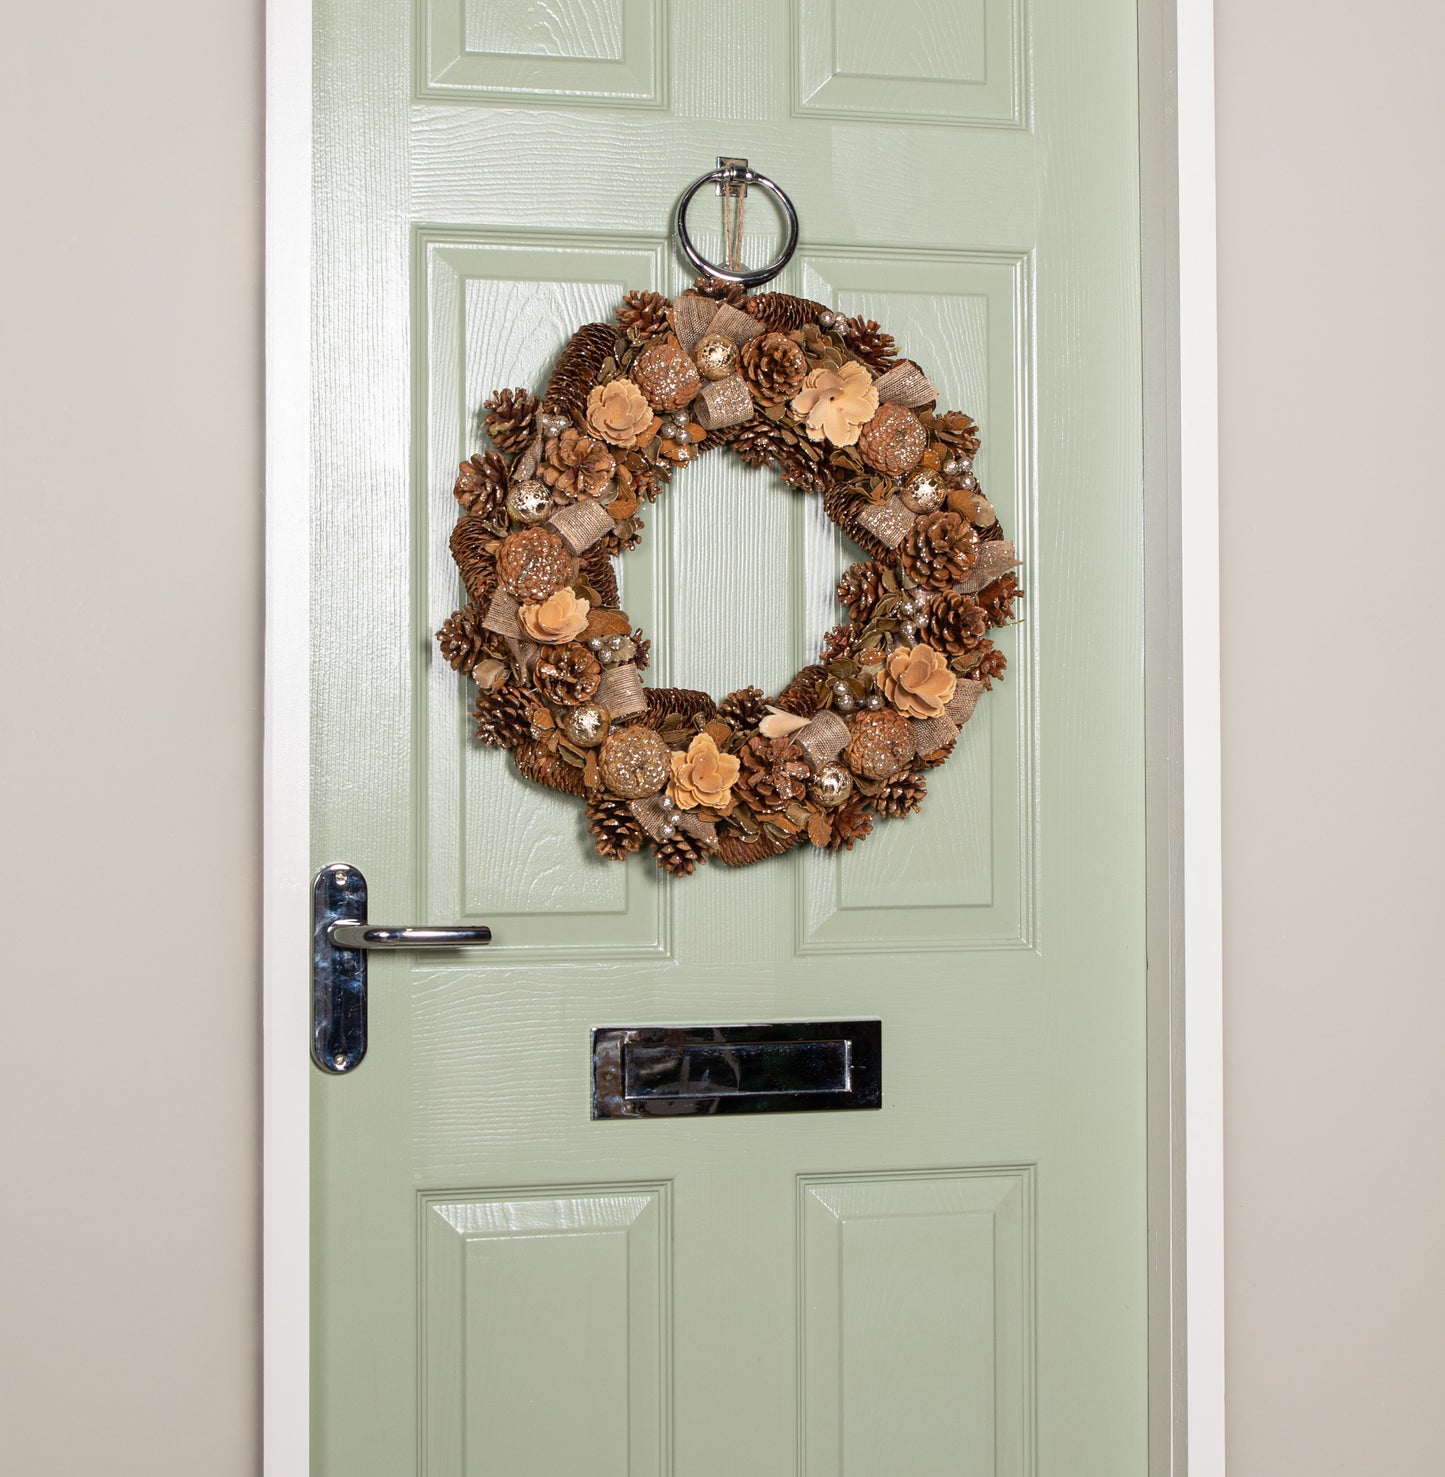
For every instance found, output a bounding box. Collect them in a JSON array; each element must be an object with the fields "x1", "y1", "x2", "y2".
[{"x1": 591, "y1": 1020, "x2": 881, "y2": 1118}]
